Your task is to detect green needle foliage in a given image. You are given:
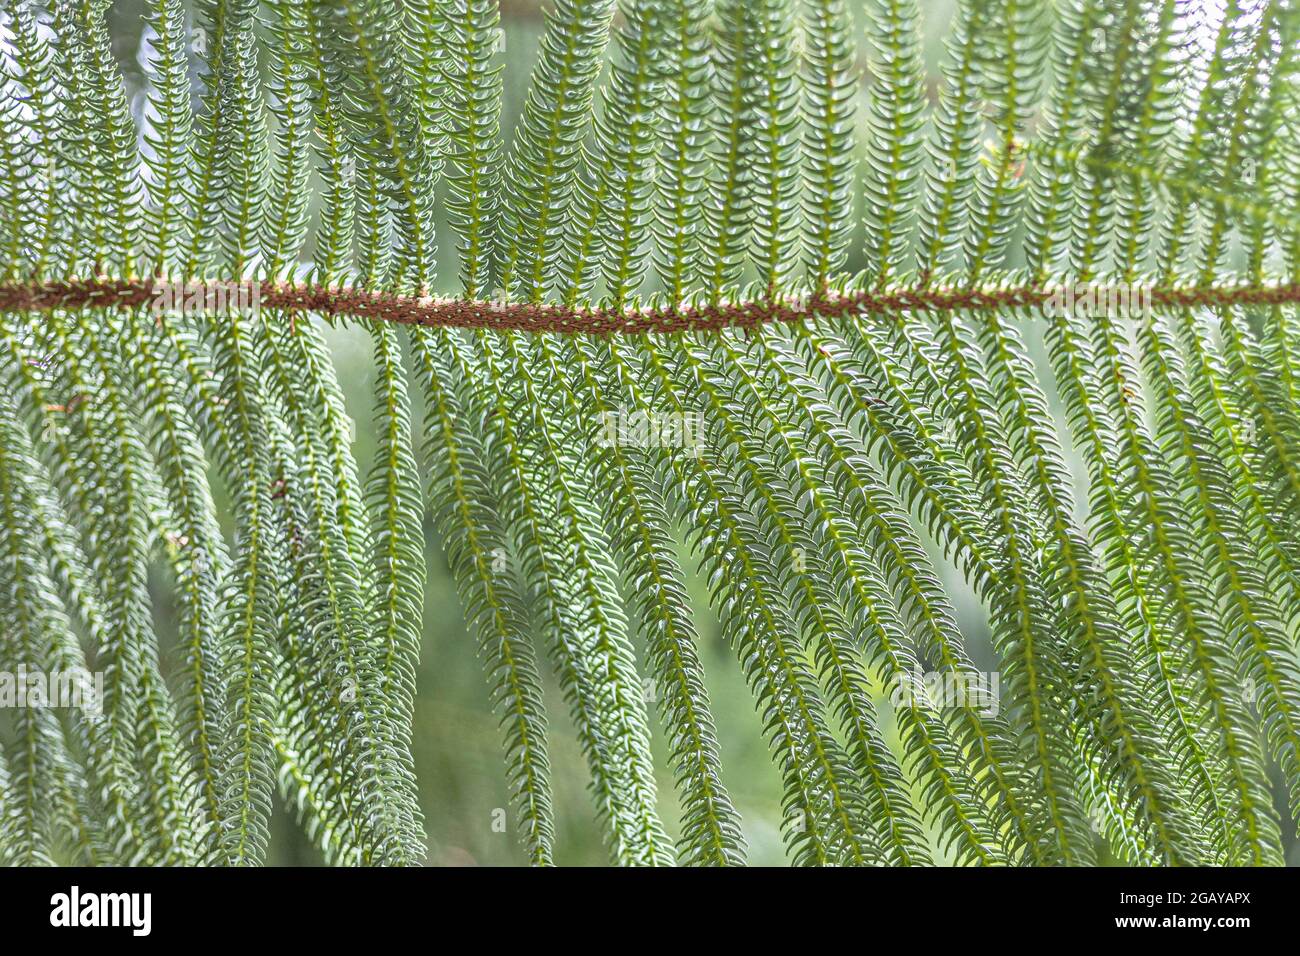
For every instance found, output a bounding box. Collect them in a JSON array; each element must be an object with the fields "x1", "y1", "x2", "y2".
[{"x1": 0, "y1": 0, "x2": 1299, "y2": 866}]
